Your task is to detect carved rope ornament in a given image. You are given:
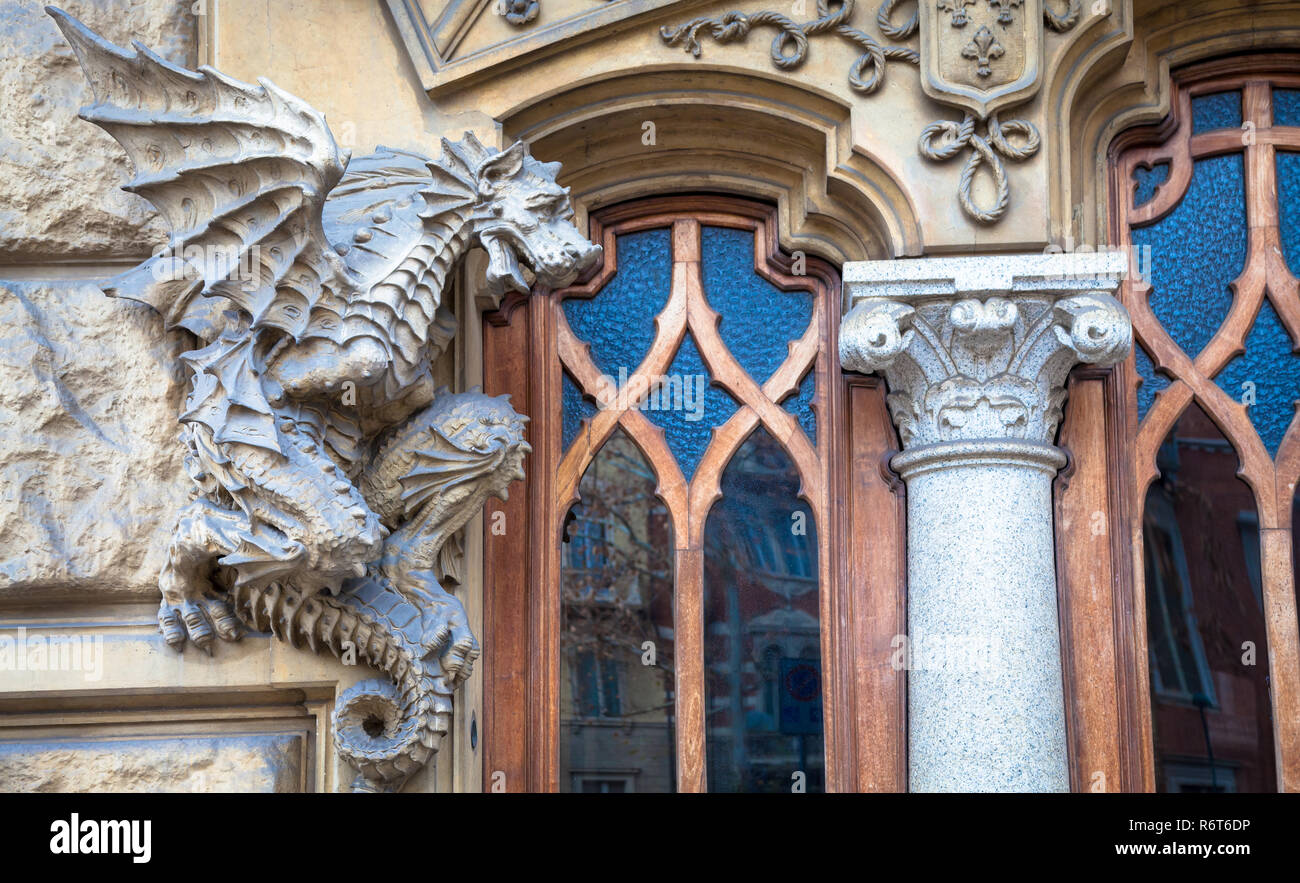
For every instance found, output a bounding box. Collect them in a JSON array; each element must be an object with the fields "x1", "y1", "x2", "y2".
[
  {"x1": 659, "y1": 0, "x2": 920, "y2": 94},
  {"x1": 46, "y1": 7, "x2": 600, "y2": 792},
  {"x1": 660, "y1": 0, "x2": 1085, "y2": 225}
]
